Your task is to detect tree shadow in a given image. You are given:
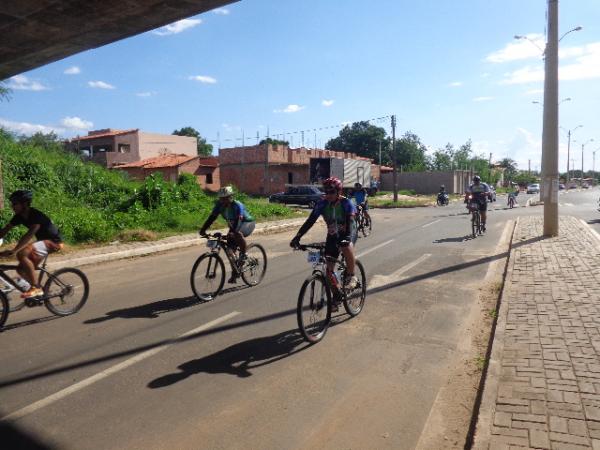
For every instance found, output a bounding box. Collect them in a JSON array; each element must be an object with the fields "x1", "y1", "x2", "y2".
[{"x1": 148, "y1": 328, "x2": 309, "y2": 387}]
